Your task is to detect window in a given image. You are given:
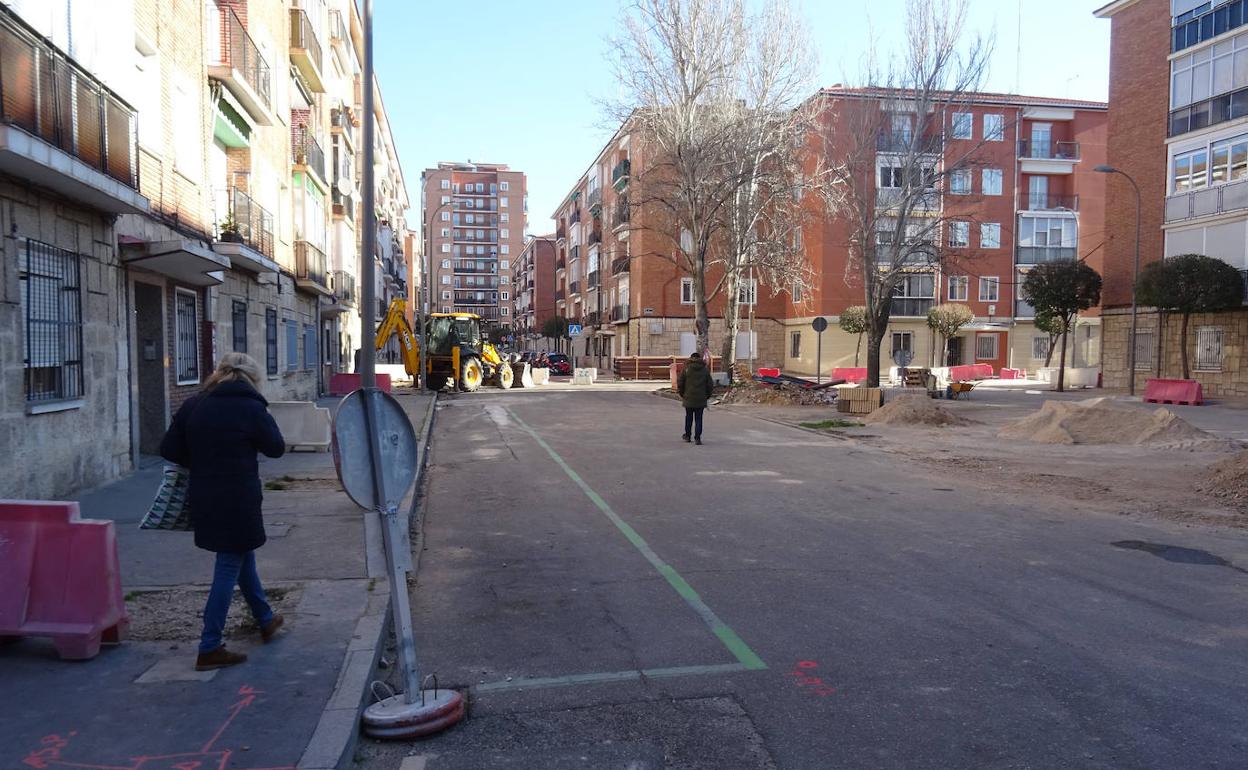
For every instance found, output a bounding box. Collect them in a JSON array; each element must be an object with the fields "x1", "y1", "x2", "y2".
[
  {"x1": 452, "y1": 183, "x2": 459, "y2": 193},
  {"x1": 500, "y1": 197, "x2": 509, "y2": 208},
  {"x1": 440, "y1": 227, "x2": 449, "y2": 237},
  {"x1": 173, "y1": 289, "x2": 200, "y2": 384},
  {"x1": 500, "y1": 181, "x2": 509, "y2": 191},
  {"x1": 891, "y1": 331, "x2": 913, "y2": 357},
  {"x1": 285, "y1": 320, "x2": 298, "y2": 372},
  {"x1": 173, "y1": 76, "x2": 199, "y2": 181},
  {"x1": 981, "y1": 223, "x2": 1001, "y2": 249},
  {"x1": 501, "y1": 276, "x2": 509, "y2": 284},
  {"x1": 440, "y1": 179, "x2": 450, "y2": 189},
  {"x1": 1032, "y1": 335, "x2": 1050, "y2": 361},
  {"x1": 442, "y1": 306, "x2": 451, "y2": 314},
  {"x1": 20, "y1": 239, "x2": 84, "y2": 402},
  {"x1": 976, "y1": 333, "x2": 999, "y2": 360},
  {"x1": 500, "y1": 229, "x2": 509, "y2": 239},
  {"x1": 949, "y1": 221, "x2": 969, "y2": 247},
  {"x1": 465, "y1": 214, "x2": 475, "y2": 225},
  {"x1": 303, "y1": 324, "x2": 317, "y2": 369},
  {"x1": 133, "y1": 40, "x2": 162, "y2": 152},
  {"x1": 441, "y1": 244, "x2": 450, "y2": 253},
  {"x1": 501, "y1": 212, "x2": 509, "y2": 222},
  {"x1": 790, "y1": 331, "x2": 801, "y2": 359},
  {"x1": 984, "y1": 113, "x2": 1004, "y2": 141},
  {"x1": 441, "y1": 195, "x2": 450, "y2": 205},
  {"x1": 265, "y1": 308, "x2": 278, "y2": 376},
  {"x1": 501, "y1": 245, "x2": 509, "y2": 254},
  {"x1": 1134, "y1": 329, "x2": 1156, "y2": 370},
  {"x1": 441, "y1": 212, "x2": 450, "y2": 221},
  {"x1": 500, "y1": 260, "x2": 509, "y2": 270},
  {"x1": 879, "y1": 165, "x2": 903, "y2": 188},
  {"x1": 1173, "y1": 148, "x2": 1210, "y2": 191},
  {"x1": 441, "y1": 275, "x2": 450, "y2": 285},
  {"x1": 982, "y1": 169, "x2": 1003, "y2": 195},
  {"x1": 232, "y1": 300, "x2": 248, "y2": 353},
  {"x1": 947, "y1": 275, "x2": 968, "y2": 301},
  {"x1": 979, "y1": 276, "x2": 1000, "y2": 302},
  {"x1": 792, "y1": 282, "x2": 803, "y2": 303},
  {"x1": 951, "y1": 112, "x2": 973, "y2": 139},
  {"x1": 1196, "y1": 326, "x2": 1224, "y2": 370},
  {"x1": 738, "y1": 278, "x2": 757, "y2": 305},
  {"x1": 441, "y1": 290, "x2": 450, "y2": 300},
  {"x1": 680, "y1": 278, "x2": 695, "y2": 304},
  {"x1": 441, "y1": 259, "x2": 450, "y2": 269},
  {"x1": 950, "y1": 168, "x2": 971, "y2": 195},
  {"x1": 501, "y1": 291, "x2": 509, "y2": 300},
  {"x1": 1209, "y1": 134, "x2": 1248, "y2": 184}
]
